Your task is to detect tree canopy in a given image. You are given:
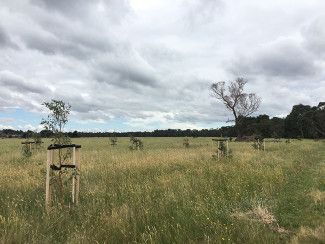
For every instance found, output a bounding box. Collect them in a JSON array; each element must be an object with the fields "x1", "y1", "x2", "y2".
[{"x1": 211, "y1": 78, "x2": 261, "y2": 137}]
